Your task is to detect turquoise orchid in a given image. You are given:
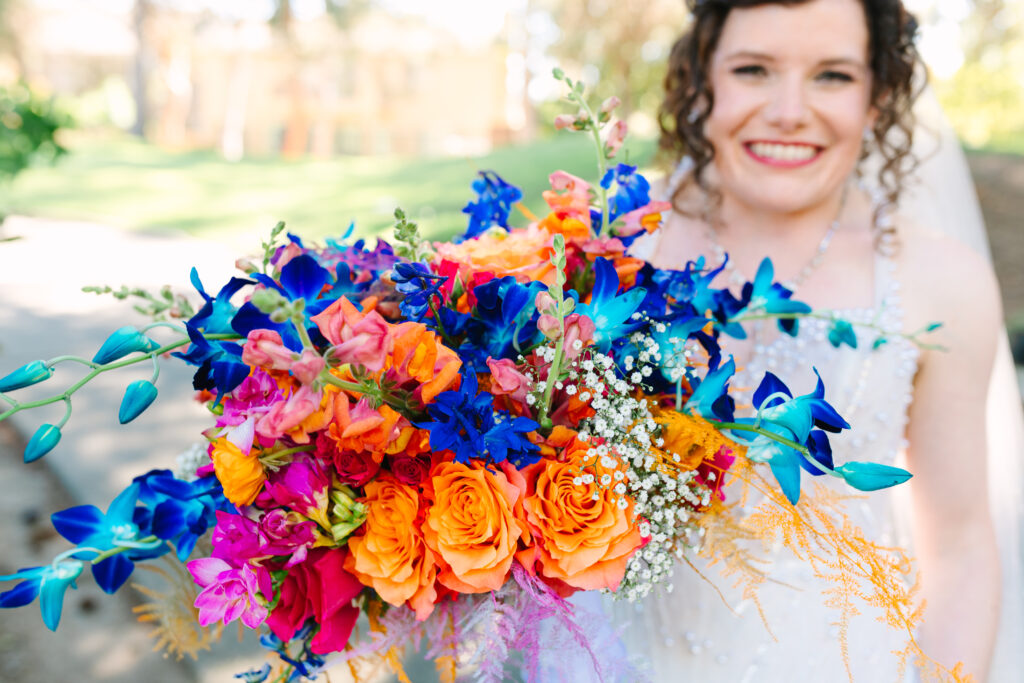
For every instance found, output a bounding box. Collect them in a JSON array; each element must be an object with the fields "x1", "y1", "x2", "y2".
[
  {"x1": 24, "y1": 423, "x2": 62, "y2": 463},
  {"x1": 575, "y1": 257, "x2": 647, "y2": 353},
  {"x1": 0, "y1": 559, "x2": 84, "y2": 631},
  {"x1": 0, "y1": 360, "x2": 53, "y2": 392},
  {"x1": 92, "y1": 326, "x2": 159, "y2": 365},
  {"x1": 118, "y1": 380, "x2": 159, "y2": 424}
]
